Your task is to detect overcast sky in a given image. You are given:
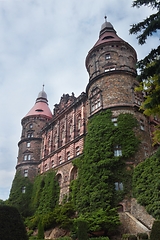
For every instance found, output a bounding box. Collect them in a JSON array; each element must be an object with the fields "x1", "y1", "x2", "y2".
[{"x1": 0, "y1": 0, "x2": 159, "y2": 200}]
